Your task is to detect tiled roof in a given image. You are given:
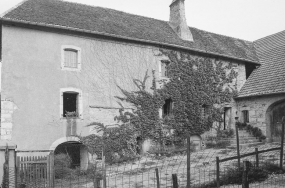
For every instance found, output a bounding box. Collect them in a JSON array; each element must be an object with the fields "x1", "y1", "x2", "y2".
[
  {"x1": 1, "y1": 0, "x2": 259, "y2": 63},
  {"x1": 238, "y1": 30, "x2": 285, "y2": 97}
]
